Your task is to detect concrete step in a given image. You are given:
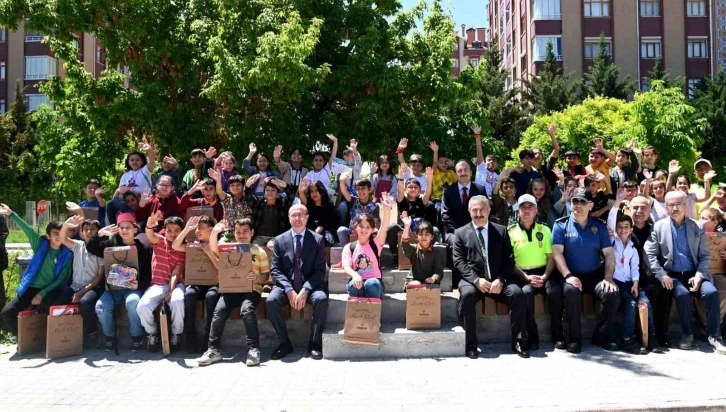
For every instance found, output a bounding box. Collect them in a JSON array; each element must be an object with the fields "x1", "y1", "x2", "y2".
[
  {"x1": 322, "y1": 322, "x2": 465, "y2": 359},
  {"x1": 326, "y1": 292, "x2": 459, "y2": 325},
  {"x1": 327, "y1": 269, "x2": 453, "y2": 294}
]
